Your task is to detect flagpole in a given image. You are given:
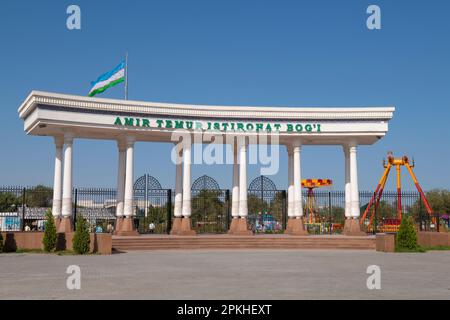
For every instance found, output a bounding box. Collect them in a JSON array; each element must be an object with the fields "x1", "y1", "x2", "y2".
[{"x1": 125, "y1": 52, "x2": 128, "y2": 100}]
